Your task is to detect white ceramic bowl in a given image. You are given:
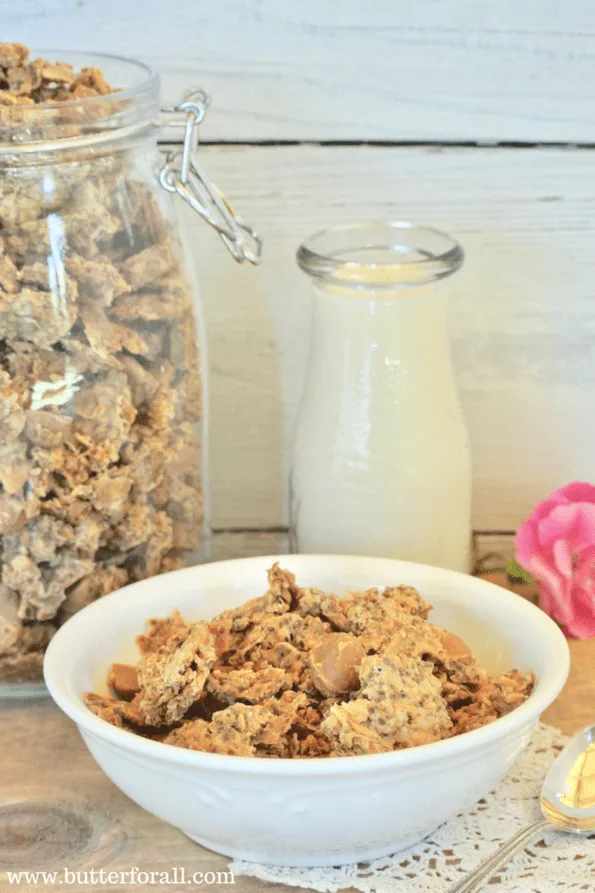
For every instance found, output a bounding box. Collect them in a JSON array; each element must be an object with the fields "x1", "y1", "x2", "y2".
[{"x1": 44, "y1": 555, "x2": 570, "y2": 867}]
